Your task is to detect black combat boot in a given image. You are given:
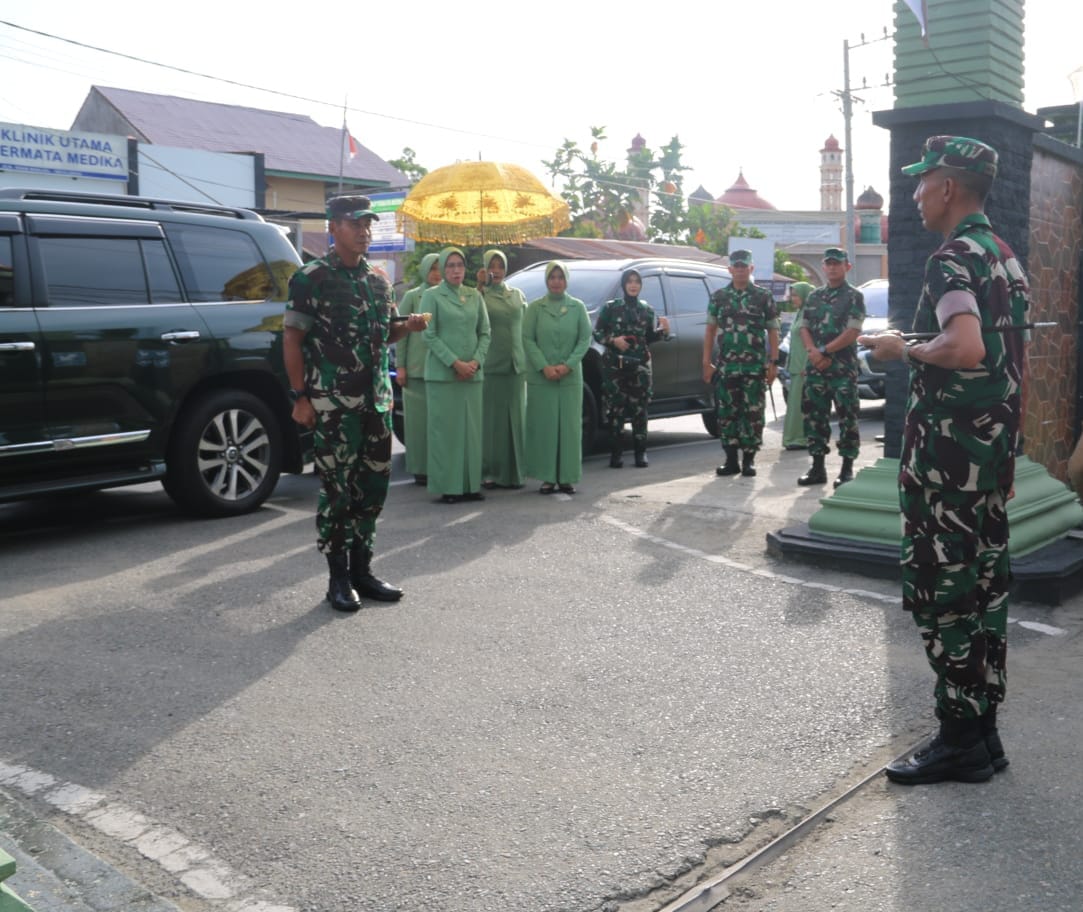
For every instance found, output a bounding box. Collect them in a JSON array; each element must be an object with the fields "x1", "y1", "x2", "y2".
[
  {"x1": 885, "y1": 716, "x2": 994, "y2": 785},
  {"x1": 716, "y1": 445, "x2": 740, "y2": 476},
  {"x1": 833, "y1": 456, "x2": 855, "y2": 488},
  {"x1": 349, "y1": 543, "x2": 403, "y2": 602},
  {"x1": 980, "y1": 705, "x2": 1009, "y2": 772},
  {"x1": 634, "y1": 446, "x2": 648, "y2": 468},
  {"x1": 740, "y1": 450, "x2": 756, "y2": 477},
  {"x1": 797, "y1": 454, "x2": 827, "y2": 486},
  {"x1": 326, "y1": 552, "x2": 362, "y2": 612},
  {"x1": 609, "y1": 441, "x2": 624, "y2": 468}
]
